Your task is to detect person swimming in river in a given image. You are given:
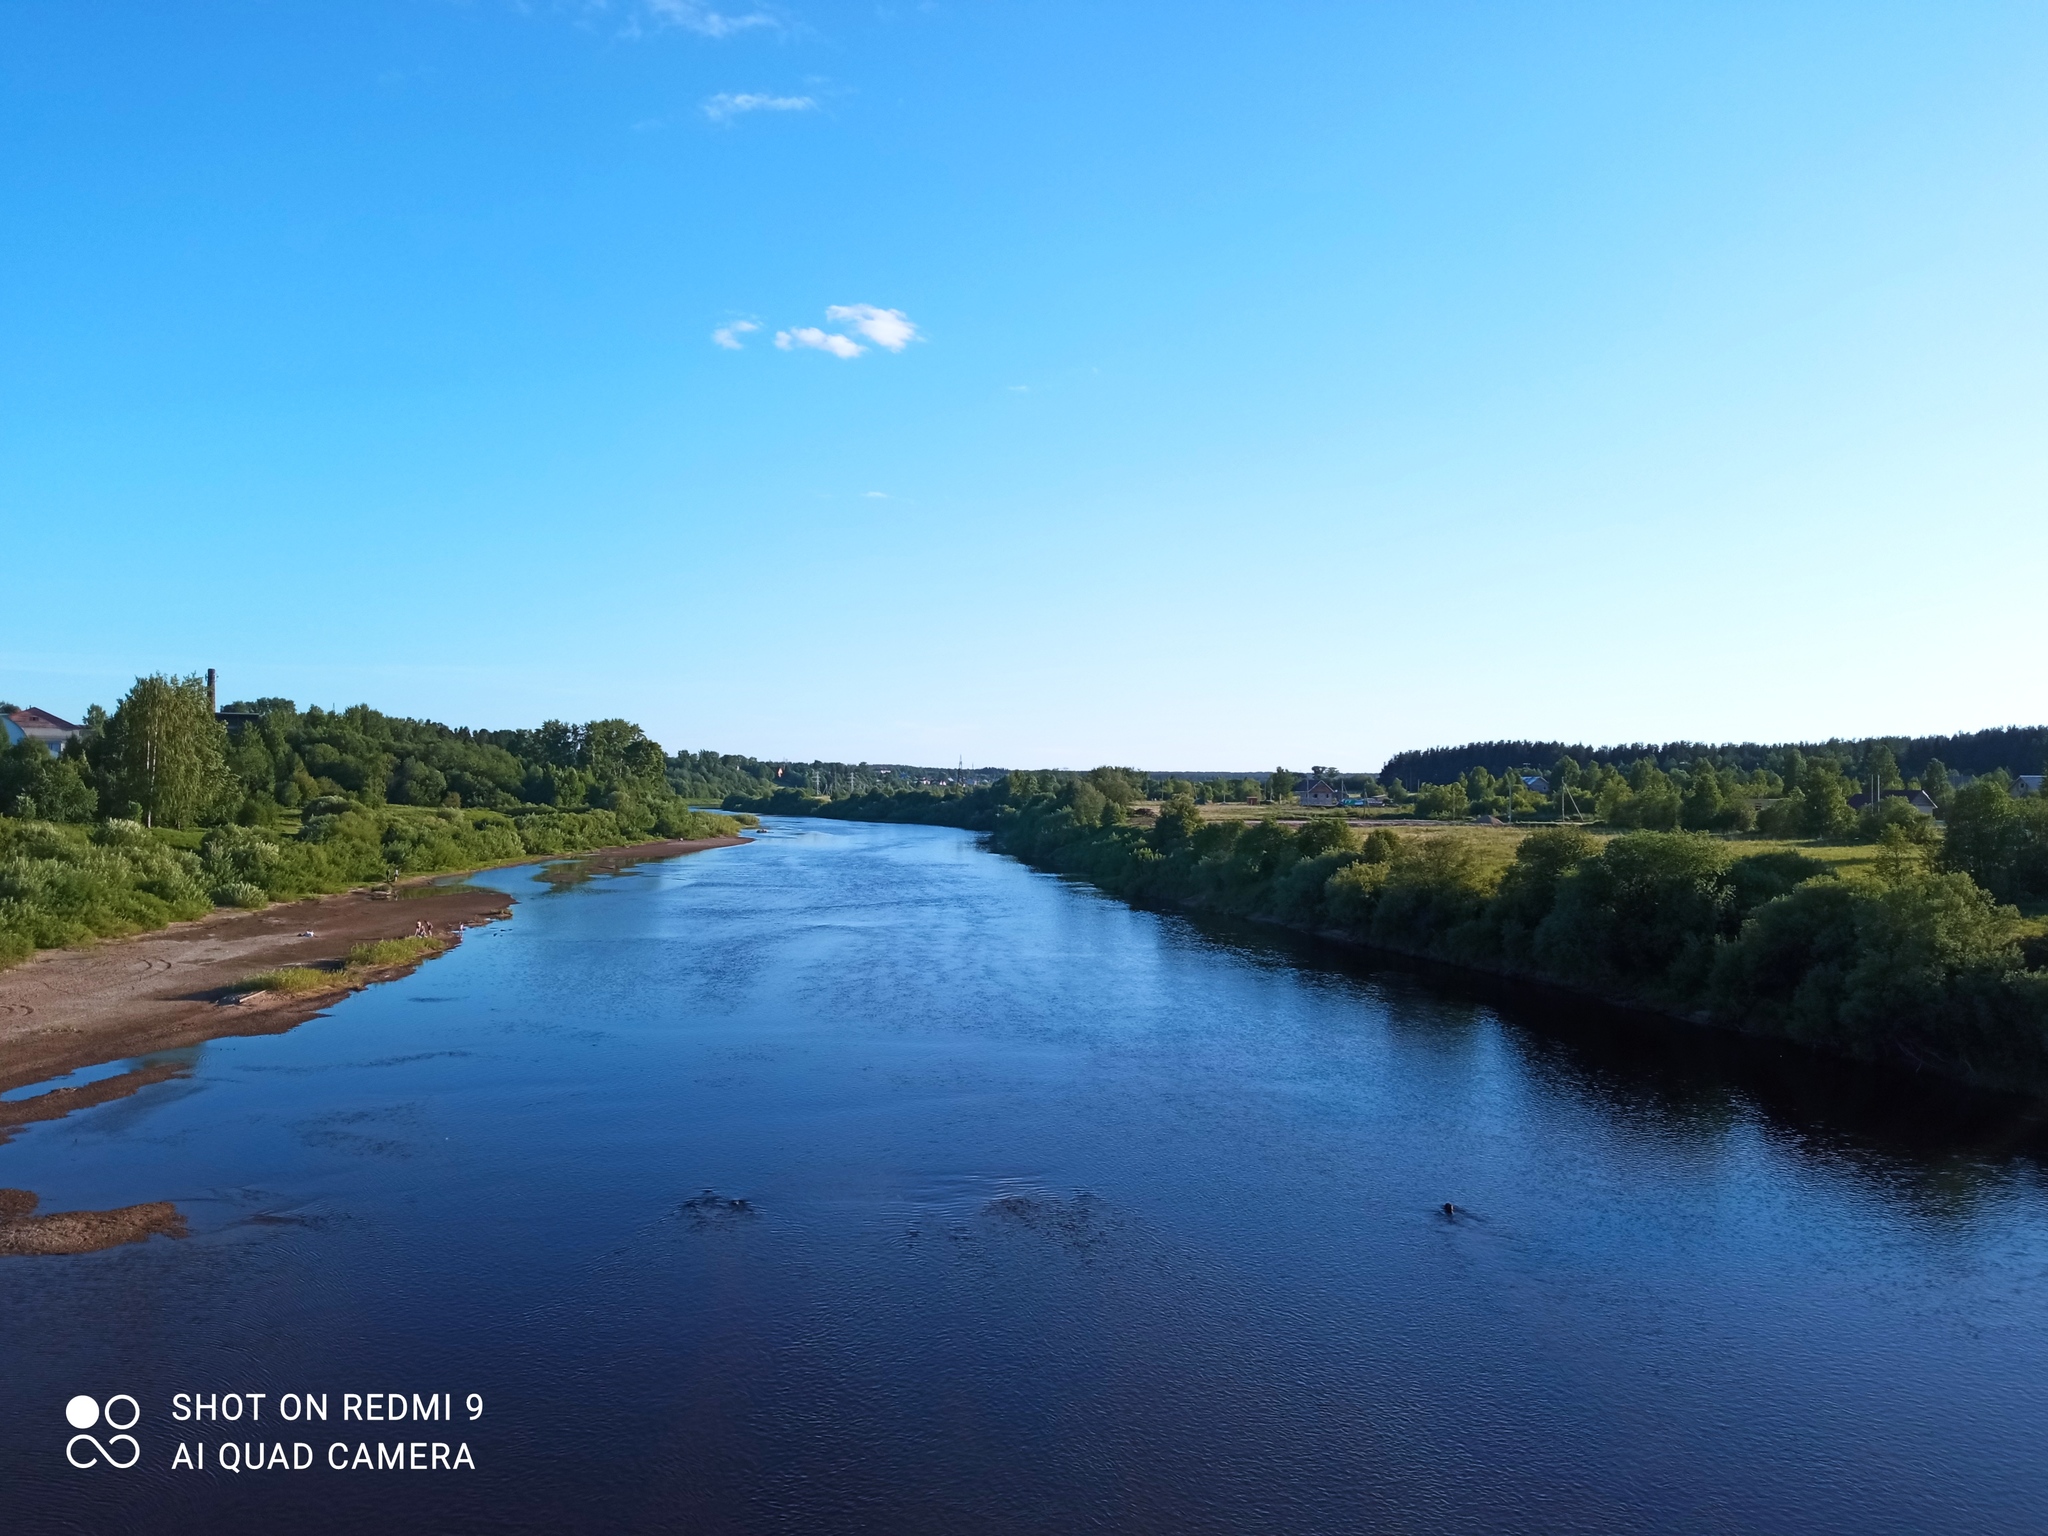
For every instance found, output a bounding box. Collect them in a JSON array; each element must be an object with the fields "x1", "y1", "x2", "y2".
[{"x1": 1442, "y1": 1202, "x2": 1457, "y2": 1219}]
